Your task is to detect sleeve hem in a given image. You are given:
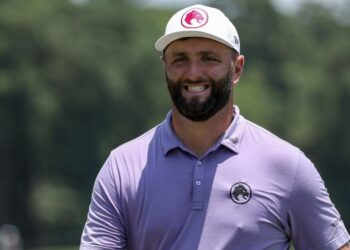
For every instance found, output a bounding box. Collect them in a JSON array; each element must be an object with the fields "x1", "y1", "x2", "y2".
[
  {"x1": 308, "y1": 228, "x2": 350, "y2": 250},
  {"x1": 80, "y1": 243, "x2": 127, "y2": 250}
]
